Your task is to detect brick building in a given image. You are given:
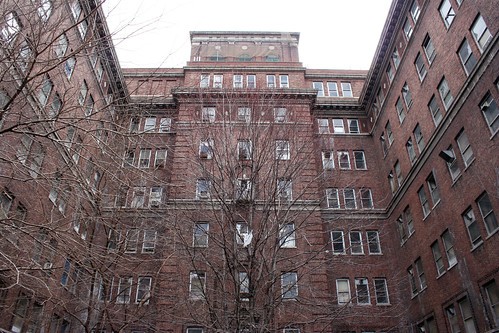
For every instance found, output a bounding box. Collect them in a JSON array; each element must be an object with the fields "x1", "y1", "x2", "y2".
[{"x1": 0, "y1": 0, "x2": 498, "y2": 332}]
